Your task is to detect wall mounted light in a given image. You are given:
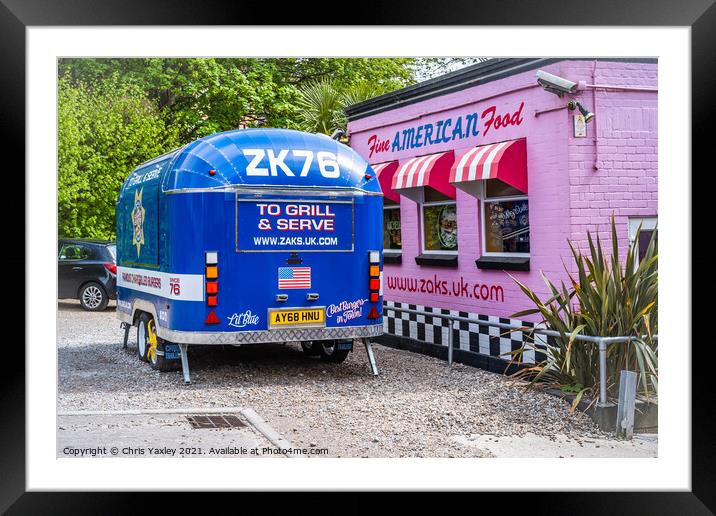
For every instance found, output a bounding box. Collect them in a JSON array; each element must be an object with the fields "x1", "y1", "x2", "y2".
[{"x1": 568, "y1": 100, "x2": 595, "y2": 123}]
